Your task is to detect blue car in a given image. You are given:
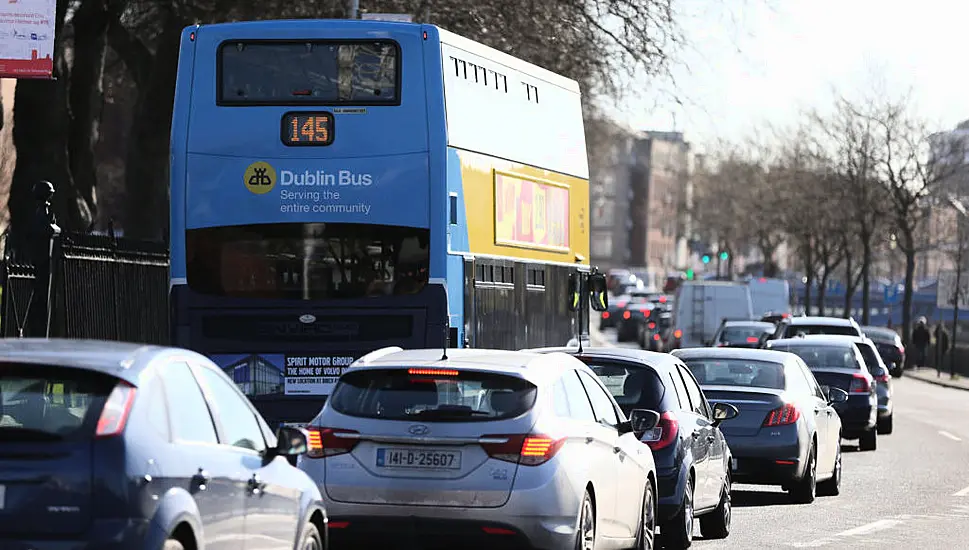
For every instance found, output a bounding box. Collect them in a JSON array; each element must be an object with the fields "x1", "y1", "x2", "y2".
[{"x1": 0, "y1": 338, "x2": 328, "y2": 550}]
